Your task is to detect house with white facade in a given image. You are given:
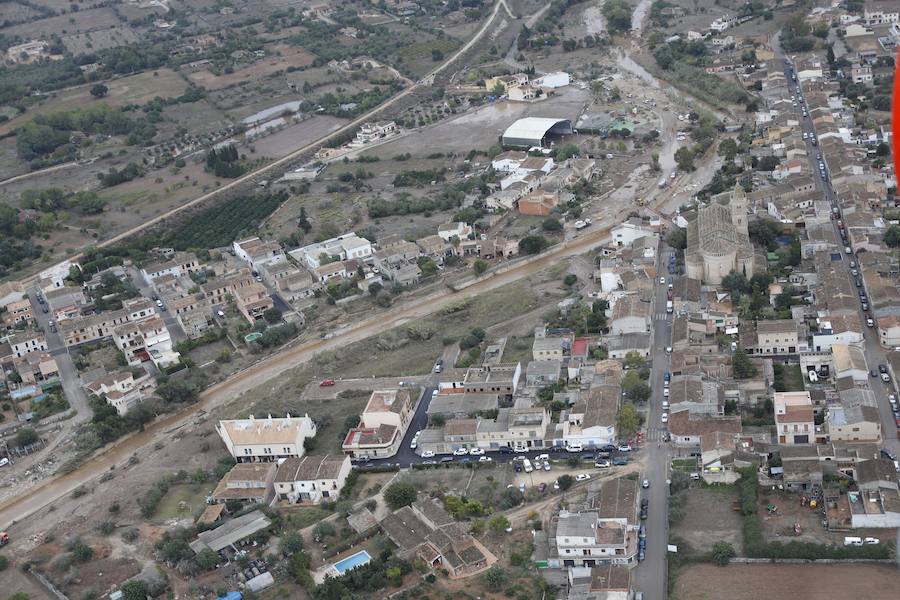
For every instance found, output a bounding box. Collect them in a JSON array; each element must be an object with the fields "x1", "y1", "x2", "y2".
[
  {"x1": 217, "y1": 414, "x2": 317, "y2": 462},
  {"x1": 562, "y1": 386, "x2": 618, "y2": 449},
  {"x1": 437, "y1": 222, "x2": 473, "y2": 243},
  {"x1": 551, "y1": 512, "x2": 633, "y2": 567},
  {"x1": 775, "y1": 391, "x2": 815, "y2": 445},
  {"x1": 233, "y1": 237, "x2": 286, "y2": 272},
  {"x1": 85, "y1": 369, "x2": 156, "y2": 416},
  {"x1": 290, "y1": 232, "x2": 373, "y2": 269}
]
